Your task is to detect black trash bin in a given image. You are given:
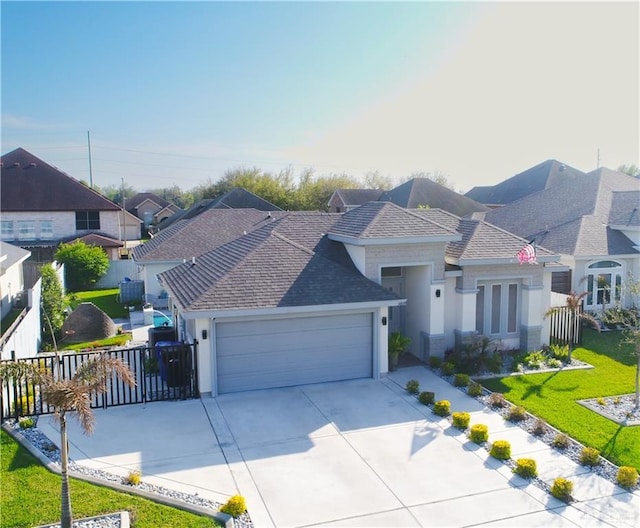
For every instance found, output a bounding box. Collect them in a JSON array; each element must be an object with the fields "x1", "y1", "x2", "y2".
[
  {"x1": 155, "y1": 341, "x2": 189, "y2": 388},
  {"x1": 148, "y1": 325, "x2": 177, "y2": 348}
]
